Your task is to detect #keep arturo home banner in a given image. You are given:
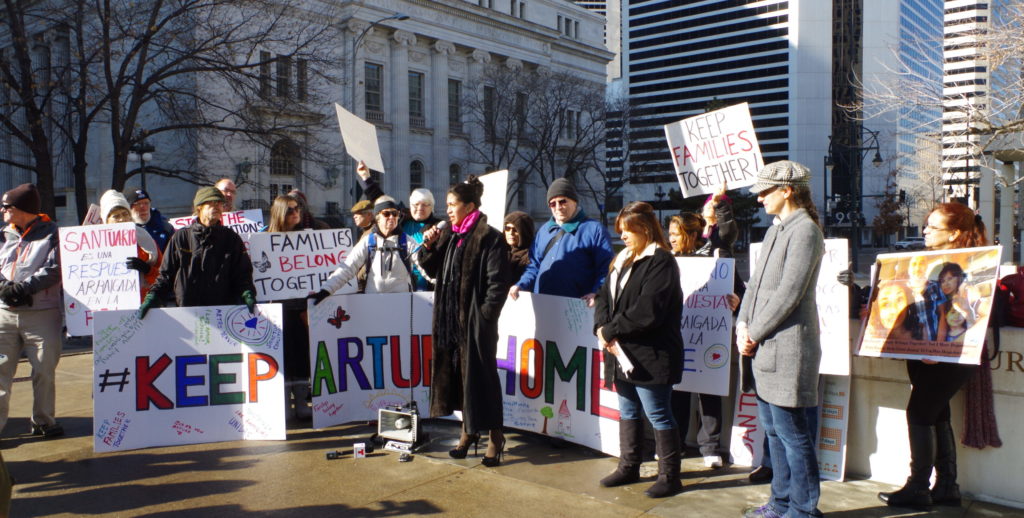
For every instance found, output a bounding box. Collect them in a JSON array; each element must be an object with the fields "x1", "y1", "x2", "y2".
[
  {"x1": 856, "y1": 246, "x2": 1001, "y2": 364},
  {"x1": 59, "y1": 223, "x2": 140, "y2": 336},
  {"x1": 92, "y1": 304, "x2": 285, "y2": 452},
  {"x1": 306, "y1": 292, "x2": 623, "y2": 456}
]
